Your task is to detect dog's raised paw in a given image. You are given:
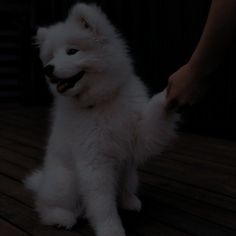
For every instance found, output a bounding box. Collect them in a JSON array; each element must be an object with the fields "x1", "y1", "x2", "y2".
[{"x1": 40, "y1": 207, "x2": 77, "y2": 229}]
